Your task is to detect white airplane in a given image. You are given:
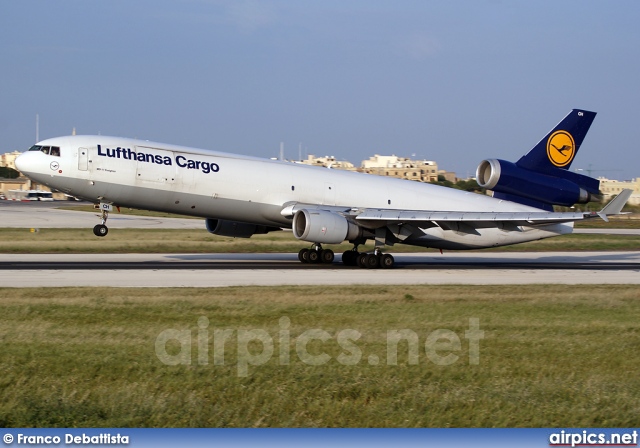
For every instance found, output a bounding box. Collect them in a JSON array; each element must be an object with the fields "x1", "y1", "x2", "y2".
[{"x1": 15, "y1": 109, "x2": 631, "y2": 268}]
